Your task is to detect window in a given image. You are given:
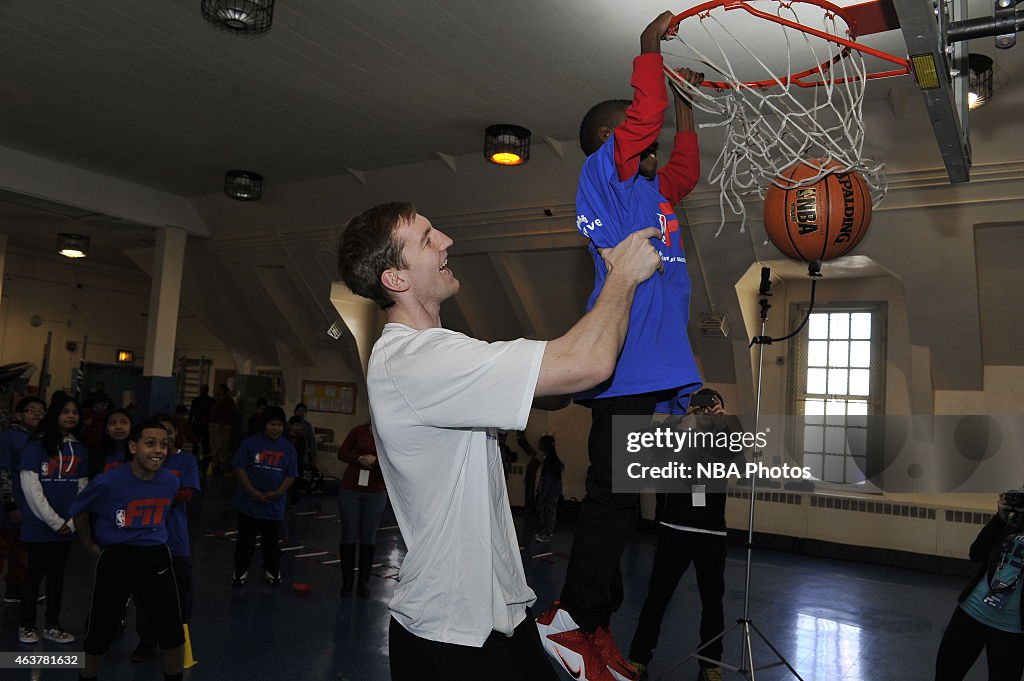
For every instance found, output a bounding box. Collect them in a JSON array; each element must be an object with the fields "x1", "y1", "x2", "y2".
[{"x1": 789, "y1": 305, "x2": 886, "y2": 487}]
